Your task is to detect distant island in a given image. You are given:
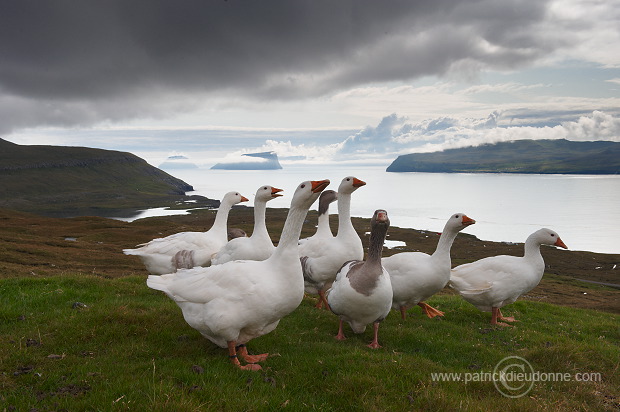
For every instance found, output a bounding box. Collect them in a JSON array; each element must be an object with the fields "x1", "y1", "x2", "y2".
[
  {"x1": 158, "y1": 154, "x2": 199, "y2": 170},
  {"x1": 211, "y1": 151, "x2": 283, "y2": 170},
  {"x1": 386, "y1": 139, "x2": 620, "y2": 174},
  {"x1": 0, "y1": 138, "x2": 194, "y2": 217}
]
